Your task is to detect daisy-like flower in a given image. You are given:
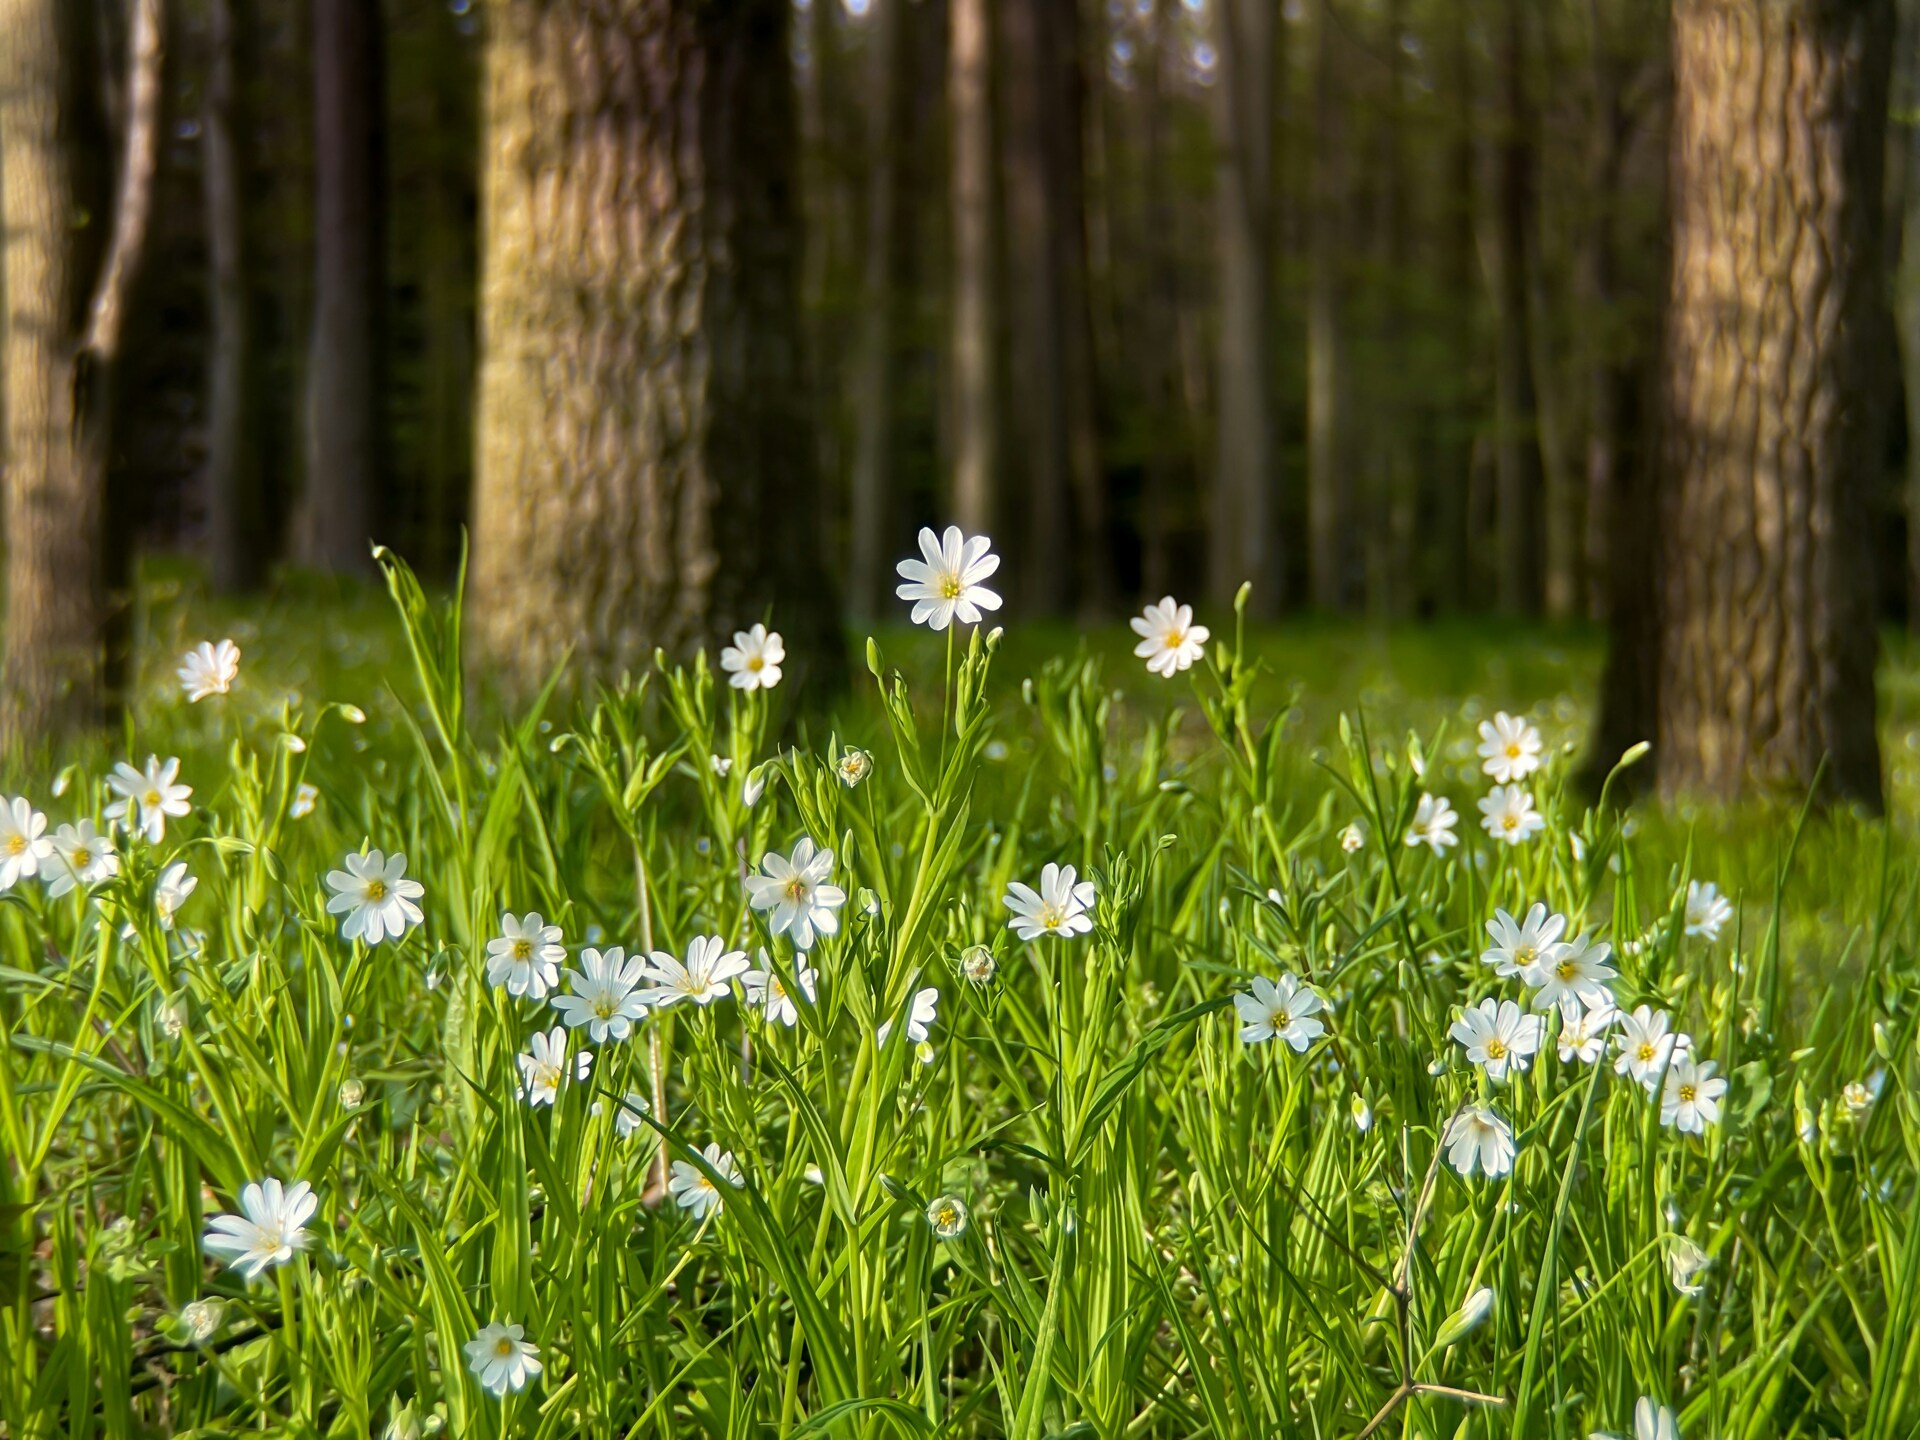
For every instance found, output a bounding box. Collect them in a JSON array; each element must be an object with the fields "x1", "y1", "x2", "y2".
[
  {"x1": 485, "y1": 912, "x2": 564, "y2": 999},
  {"x1": 642, "y1": 935, "x2": 750, "y2": 1009},
  {"x1": 1524, "y1": 932, "x2": 1616, "y2": 1013},
  {"x1": 202, "y1": 1178, "x2": 317, "y2": 1281},
  {"x1": 895, "y1": 525, "x2": 1002, "y2": 631},
  {"x1": 1684, "y1": 880, "x2": 1732, "y2": 941},
  {"x1": 961, "y1": 946, "x2": 997, "y2": 985},
  {"x1": 178, "y1": 639, "x2": 241, "y2": 701},
  {"x1": 1614, "y1": 1005, "x2": 1691, "y2": 1090},
  {"x1": 1448, "y1": 998, "x2": 1543, "y2": 1082},
  {"x1": 926, "y1": 1195, "x2": 969, "y2": 1239},
  {"x1": 1233, "y1": 974, "x2": 1328, "y2": 1052},
  {"x1": 1633, "y1": 1397, "x2": 1682, "y2": 1440},
  {"x1": 1404, "y1": 793, "x2": 1459, "y2": 852},
  {"x1": 1003, "y1": 863, "x2": 1097, "y2": 941},
  {"x1": 719, "y1": 624, "x2": 785, "y2": 691},
  {"x1": 1443, "y1": 1104, "x2": 1516, "y2": 1179},
  {"x1": 154, "y1": 860, "x2": 197, "y2": 929},
  {"x1": 1130, "y1": 596, "x2": 1209, "y2": 677},
  {"x1": 179, "y1": 1298, "x2": 223, "y2": 1344},
  {"x1": 105, "y1": 756, "x2": 193, "y2": 844},
  {"x1": 878, "y1": 986, "x2": 939, "y2": 1047},
  {"x1": 1478, "y1": 785, "x2": 1546, "y2": 846},
  {"x1": 1556, "y1": 998, "x2": 1616, "y2": 1064},
  {"x1": 1477, "y1": 711, "x2": 1543, "y2": 783},
  {"x1": 745, "y1": 839, "x2": 848, "y2": 950},
  {"x1": 836, "y1": 748, "x2": 873, "y2": 788},
  {"x1": 46, "y1": 819, "x2": 118, "y2": 898},
  {"x1": 289, "y1": 782, "x2": 319, "y2": 820},
  {"x1": 669, "y1": 1142, "x2": 744, "y2": 1219},
  {"x1": 1482, "y1": 903, "x2": 1568, "y2": 979},
  {"x1": 552, "y1": 946, "x2": 650, "y2": 1042},
  {"x1": 1667, "y1": 1235, "x2": 1711, "y2": 1298},
  {"x1": 323, "y1": 848, "x2": 425, "y2": 945},
  {"x1": 464, "y1": 1321, "x2": 542, "y2": 1398},
  {"x1": 518, "y1": 1026, "x2": 591, "y2": 1107},
  {"x1": 742, "y1": 952, "x2": 817, "y2": 1027},
  {"x1": 0, "y1": 797, "x2": 54, "y2": 891},
  {"x1": 1842, "y1": 1074, "x2": 1881, "y2": 1119},
  {"x1": 1661, "y1": 1054, "x2": 1726, "y2": 1134}
]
